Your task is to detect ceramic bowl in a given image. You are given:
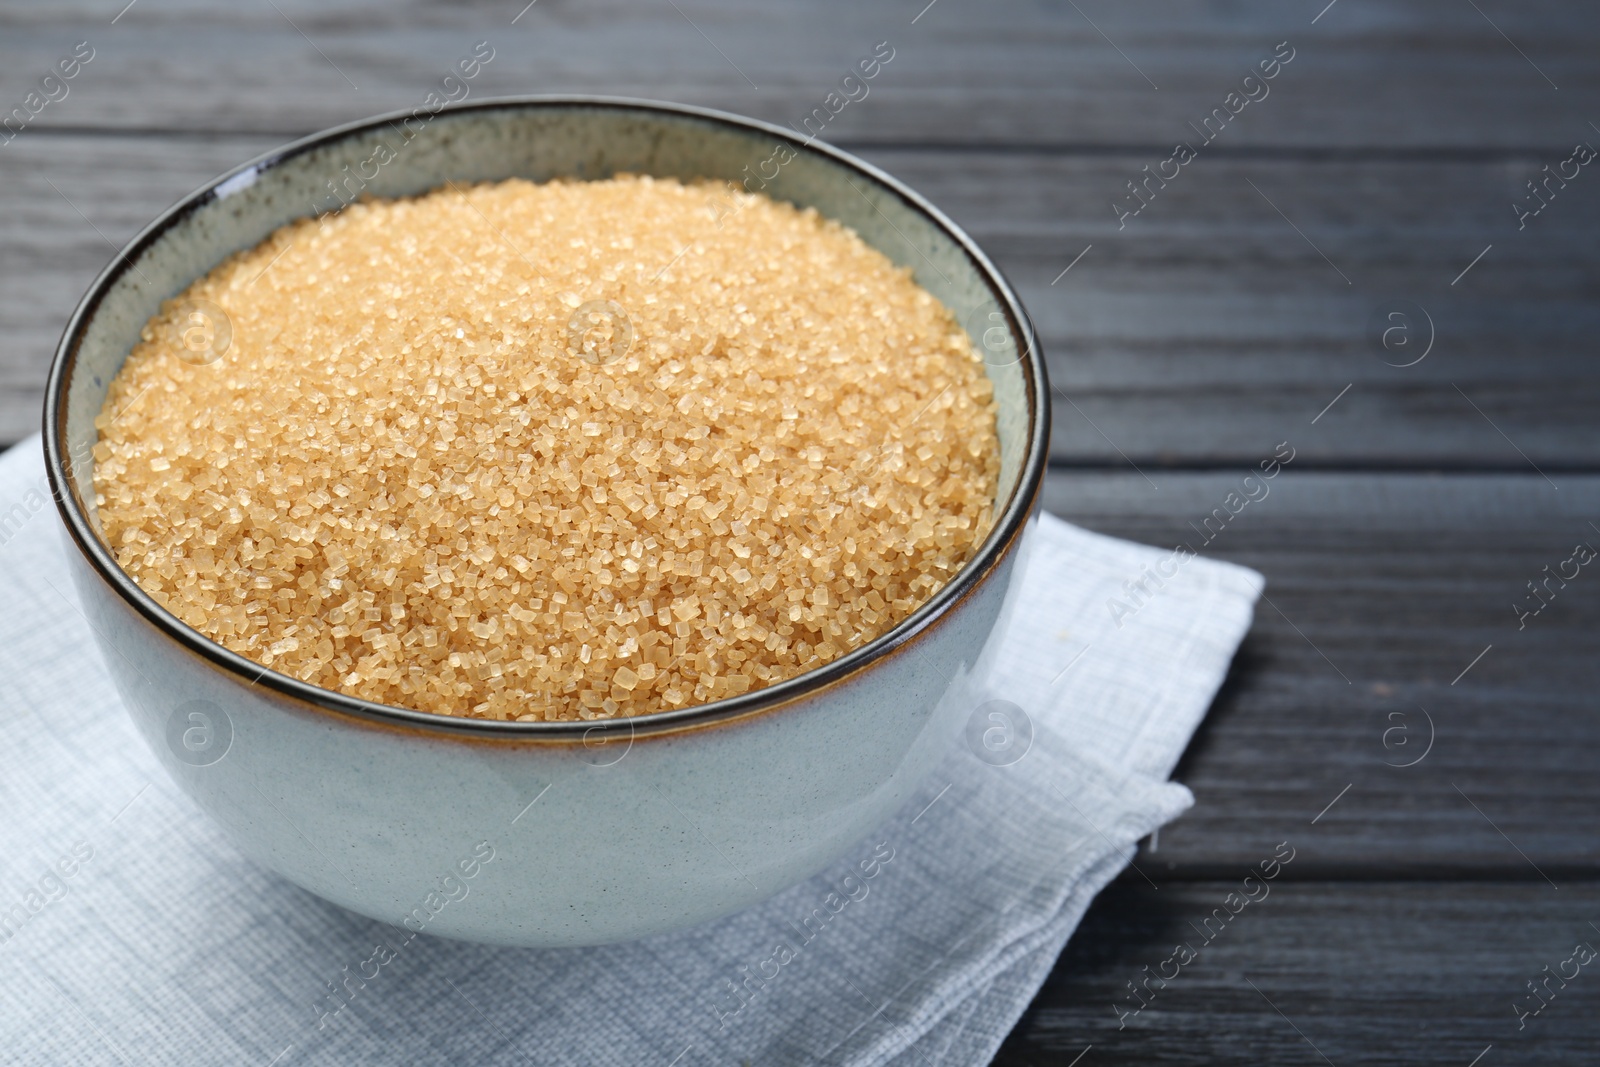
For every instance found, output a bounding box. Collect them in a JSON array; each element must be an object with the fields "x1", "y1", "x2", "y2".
[{"x1": 43, "y1": 97, "x2": 1048, "y2": 947}]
